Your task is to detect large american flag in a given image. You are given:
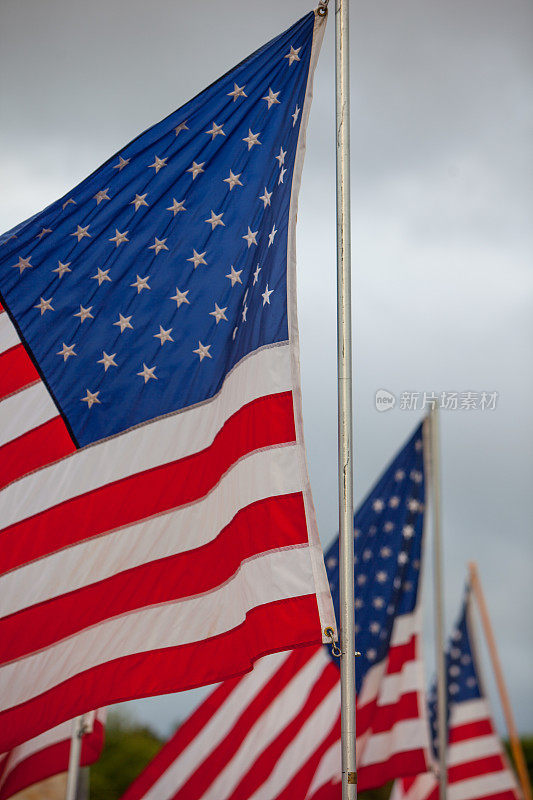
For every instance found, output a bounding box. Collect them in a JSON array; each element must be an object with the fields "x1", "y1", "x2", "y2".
[
  {"x1": 0, "y1": 710, "x2": 105, "y2": 800},
  {"x1": 119, "y1": 423, "x2": 432, "y2": 800},
  {"x1": 391, "y1": 585, "x2": 522, "y2": 800},
  {"x1": 0, "y1": 10, "x2": 335, "y2": 751}
]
